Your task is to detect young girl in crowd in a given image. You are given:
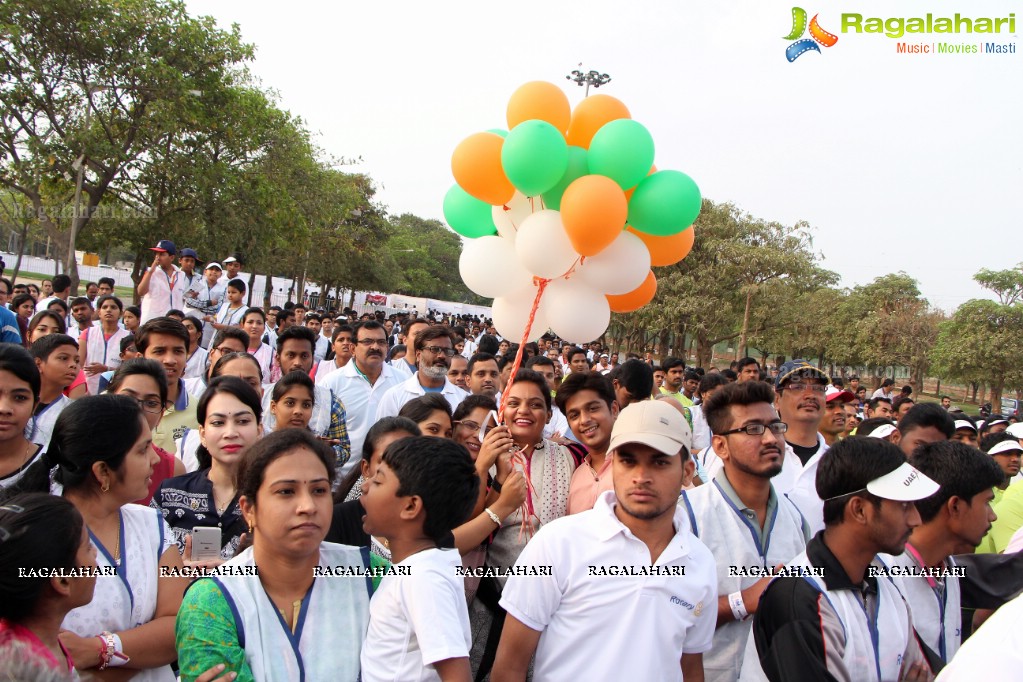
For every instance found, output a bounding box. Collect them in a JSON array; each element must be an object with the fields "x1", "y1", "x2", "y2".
[
  {"x1": 397, "y1": 393, "x2": 453, "y2": 439},
  {"x1": 270, "y1": 370, "x2": 315, "y2": 432},
  {"x1": 106, "y1": 358, "x2": 186, "y2": 504},
  {"x1": 80, "y1": 294, "x2": 131, "y2": 395},
  {"x1": 0, "y1": 493, "x2": 97, "y2": 679},
  {"x1": 182, "y1": 316, "x2": 209, "y2": 380},
  {"x1": 122, "y1": 305, "x2": 142, "y2": 335},
  {"x1": 0, "y1": 345, "x2": 45, "y2": 499},
  {"x1": 241, "y1": 308, "x2": 273, "y2": 380}
]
